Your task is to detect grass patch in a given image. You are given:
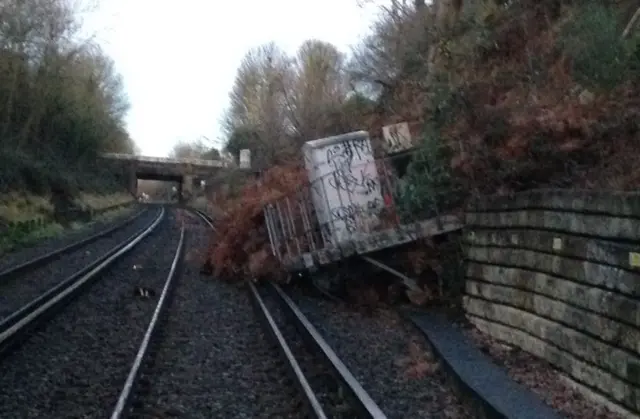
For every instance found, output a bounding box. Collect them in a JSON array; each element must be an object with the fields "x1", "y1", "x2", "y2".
[
  {"x1": 0, "y1": 223, "x2": 65, "y2": 254},
  {"x1": 92, "y1": 205, "x2": 135, "y2": 223},
  {"x1": 0, "y1": 193, "x2": 54, "y2": 222},
  {"x1": 75, "y1": 192, "x2": 133, "y2": 212},
  {"x1": 0, "y1": 192, "x2": 135, "y2": 255}
]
